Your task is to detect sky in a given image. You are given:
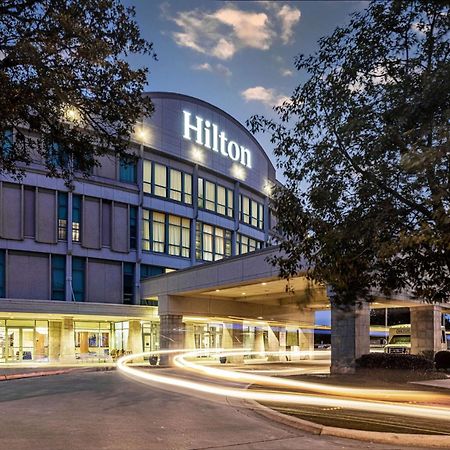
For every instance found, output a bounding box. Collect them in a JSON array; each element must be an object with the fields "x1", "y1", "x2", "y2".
[{"x1": 123, "y1": 0, "x2": 369, "y2": 177}]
